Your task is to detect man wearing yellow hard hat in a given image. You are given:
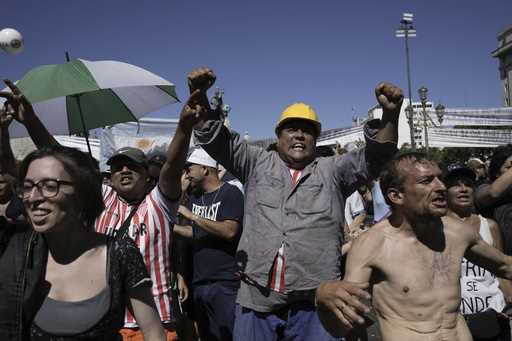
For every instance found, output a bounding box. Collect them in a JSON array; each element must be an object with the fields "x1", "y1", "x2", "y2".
[{"x1": 178, "y1": 67, "x2": 403, "y2": 340}]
